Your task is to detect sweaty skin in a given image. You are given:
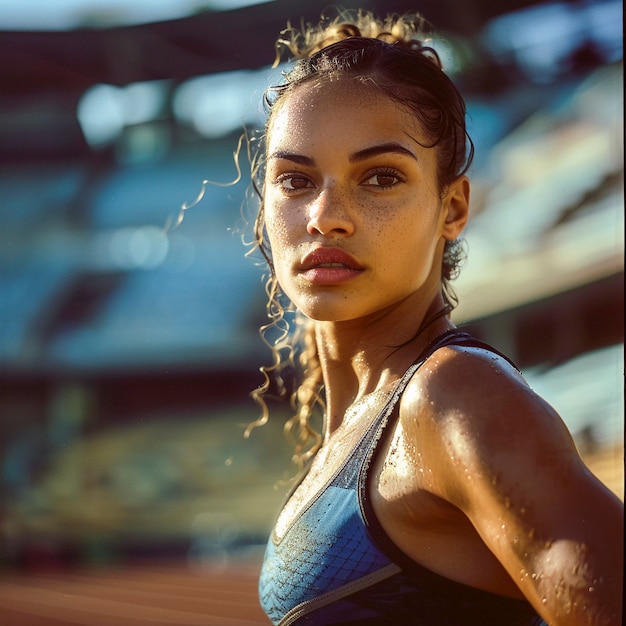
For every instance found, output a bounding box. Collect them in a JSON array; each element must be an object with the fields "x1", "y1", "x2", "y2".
[
  {"x1": 263, "y1": 77, "x2": 624, "y2": 625},
  {"x1": 373, "y1": 345, "x2": 623, "y2": 624}
]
